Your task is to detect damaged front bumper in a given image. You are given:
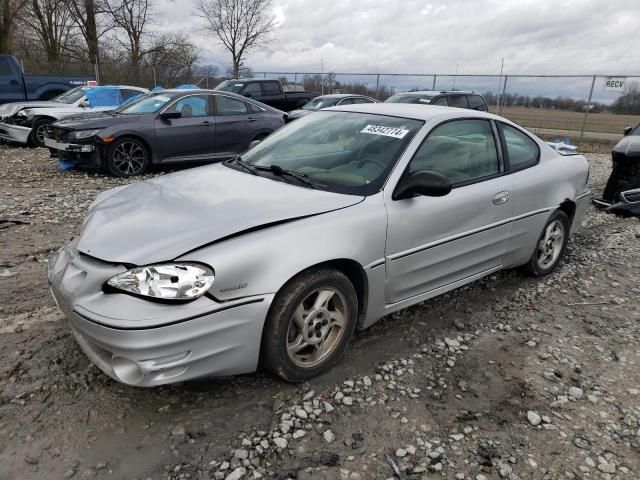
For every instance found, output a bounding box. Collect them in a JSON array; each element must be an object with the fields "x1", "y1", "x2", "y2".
[
  {"x1": 0, "y1": 121, "x2": 31, "y2": 144},
  {"x1": 47, "y1": 244, "x2": 274, "y2": 387},
  {"x1": 592, "y1": 188, "x2": 640, "y2": 217}
]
